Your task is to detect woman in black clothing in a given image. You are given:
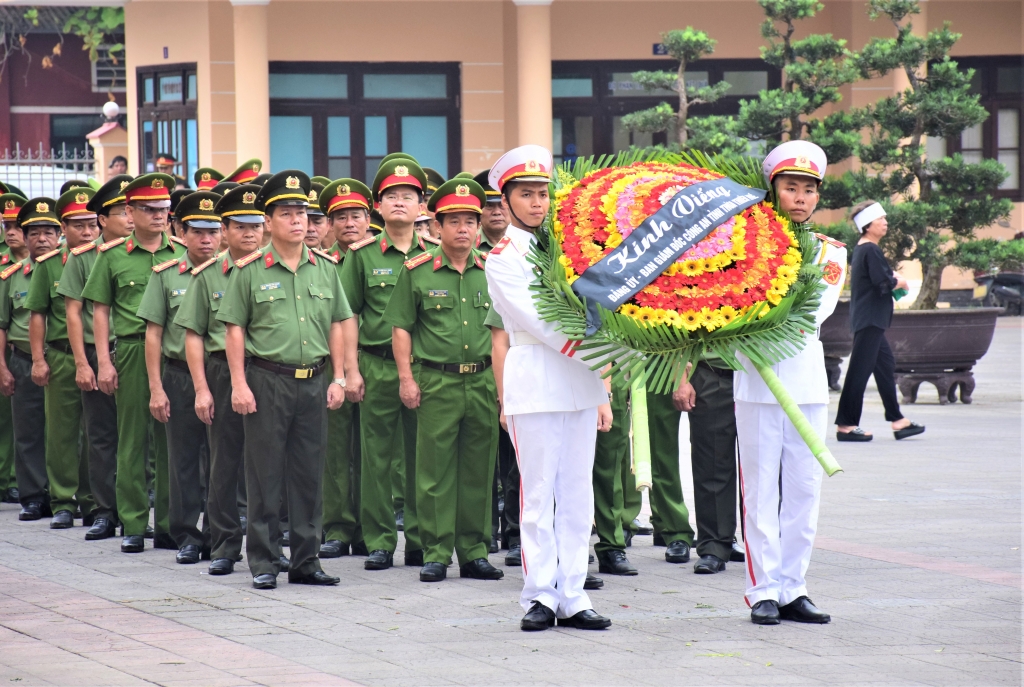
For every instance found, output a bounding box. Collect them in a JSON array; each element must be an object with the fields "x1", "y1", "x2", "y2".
[{"x1": 835, "y1": 200, "x2": 925, "y2": 442}]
